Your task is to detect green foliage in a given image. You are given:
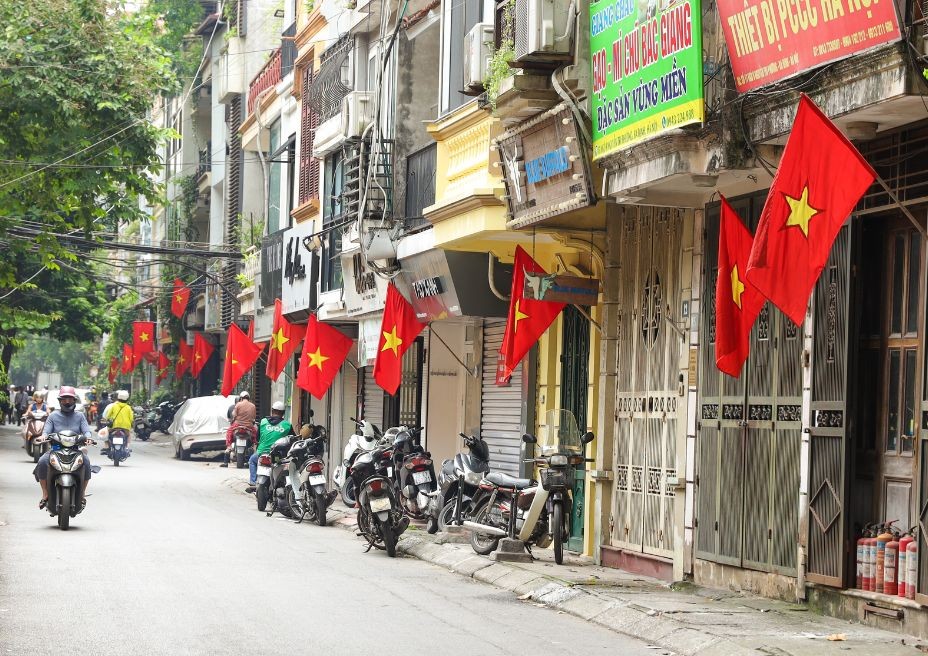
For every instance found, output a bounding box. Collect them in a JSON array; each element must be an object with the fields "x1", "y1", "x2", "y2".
[
  {"x1": 485, "y1": 0, "x2": 516, "y2": 108},
  {"x1": 9, "y1": 337, "x2": 99, "y2": 386},
  {"x1": 145, "y1": 0, "x2": 206, "y2": 81}
]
